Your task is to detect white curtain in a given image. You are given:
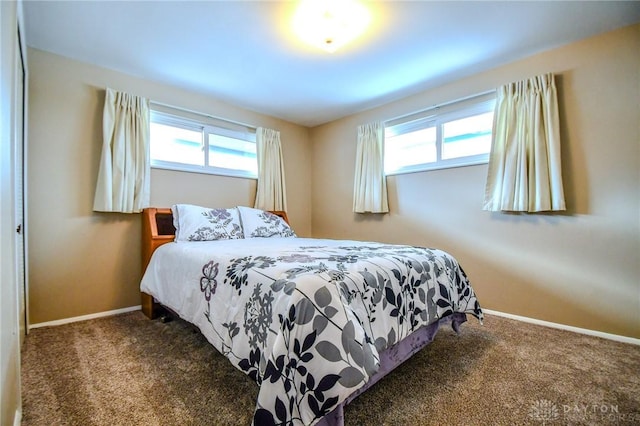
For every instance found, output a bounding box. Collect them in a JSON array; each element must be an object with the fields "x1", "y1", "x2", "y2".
[
  {"x1": 483, "y1": 73, "x2": 566, "y2": 212},
  {"x1": 93, "y1": 88, "x2": 150, "y2": 213},
  {"x1": 254, "y1": 127, "x2": 287, "y2": 211},
  {"x1": 353, "y1": 121, "x2": 389, "y2": 213}
]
